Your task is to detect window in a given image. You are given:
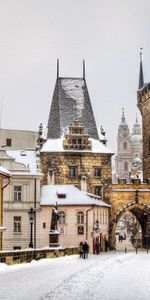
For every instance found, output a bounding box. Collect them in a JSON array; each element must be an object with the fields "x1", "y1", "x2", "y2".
[
  {"x1": 78, "y1": 226, "x2": 84, "y2": 235},
  {"x1": 94, "y1": 186, "x2": 102, "y2": 197},
  {"x1": 124, "y1": 161, "x2": 128, "y2": 171},
  {"x1": 14, "y1": 186, "x2": 22, "y2": 202},
  {"x1": 57, "y1": 193, "x2": 66, "y2": 199},
  {"x1": 69, "y1": 166, "x2": 77, "y2": 178},
  {"x1": 13, "y1": 246, "x2": 21, "y2": 250},
  {"x1": 123, "y1": 142, "x2": 127, "y2": 150},
  {"x1": 43, "y1": 222, "x2": 46, "y2": 229},
  {"x1": 59, "y1": 211, "x2": 65, "y2": 224},
  {"x1": 94, "y1": 167, "x2": 101, "y2": 178},
  {"x1": 6, "y1": 138, "x2": 12, "y2": 147},
  {"x1": 14, "y1": 216, "x2": 21, "y2": 232},
  {"x1": 77, "y1": 211, "x2": 84, "y2": 224}
]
